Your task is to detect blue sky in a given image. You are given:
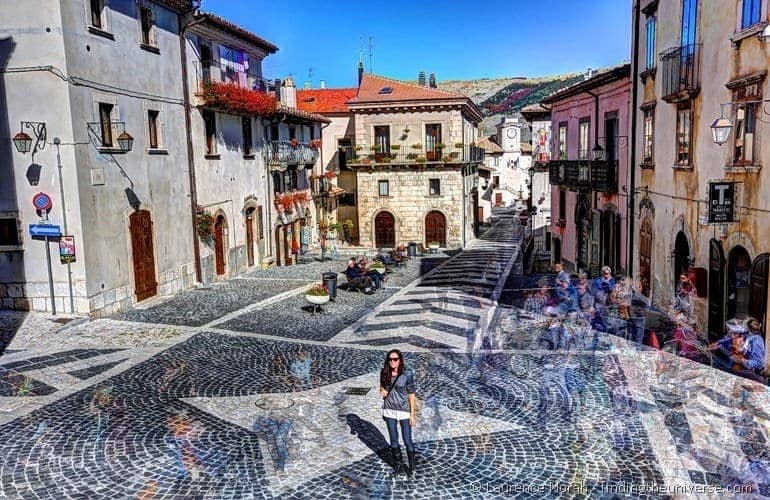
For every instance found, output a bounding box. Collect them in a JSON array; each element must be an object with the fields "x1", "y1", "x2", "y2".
[{"x1": 203, "y1": 0, "x2": 632, "y2": 87}]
